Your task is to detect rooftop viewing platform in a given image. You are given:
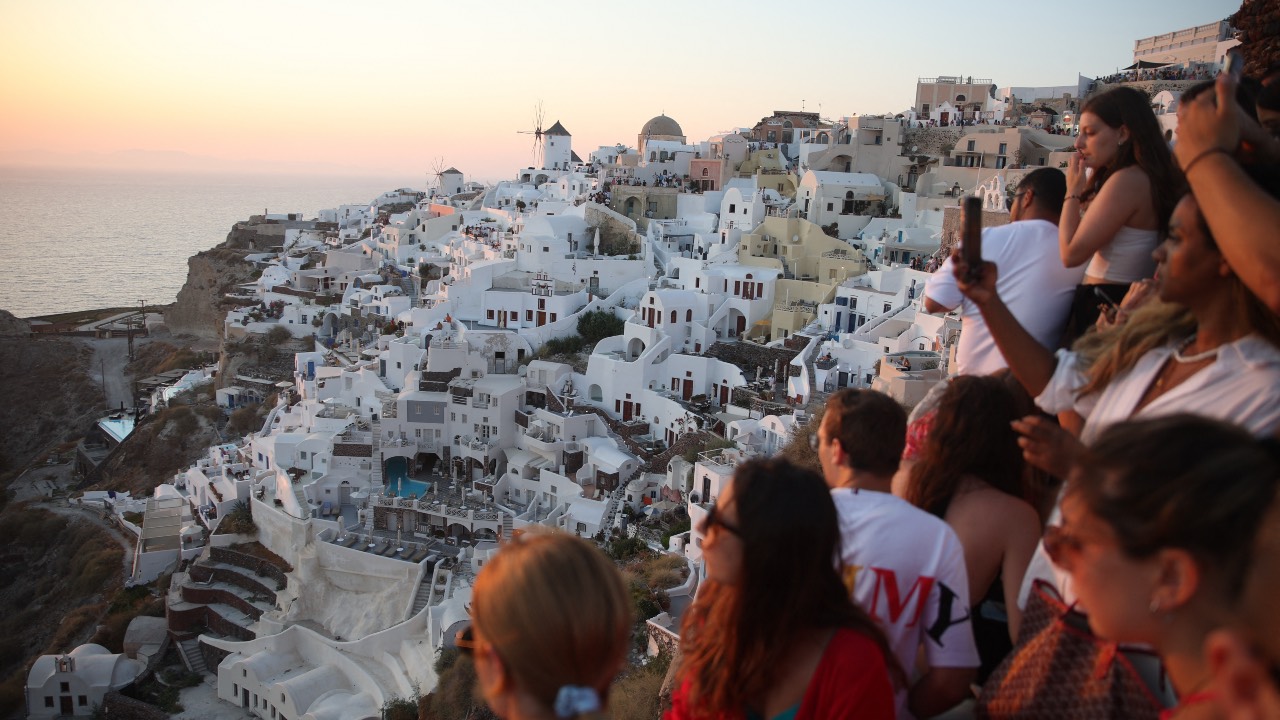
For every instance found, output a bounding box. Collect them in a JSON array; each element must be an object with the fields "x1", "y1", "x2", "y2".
[{"x1": 918, "y1": 76, "x2": 992, "y2": 85}]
